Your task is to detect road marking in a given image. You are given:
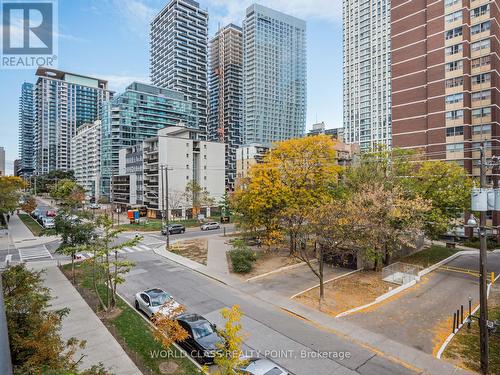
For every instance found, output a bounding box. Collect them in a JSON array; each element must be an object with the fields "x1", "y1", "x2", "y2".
[
  {"x1": 123, "y1": 247, "x2": 135, "y2": 253},
  {"x1": 18, "y1": 246, "x2": 52, "y2": 262},
  {"x1": 137, "y1": 245, "x2": 151, "y2": 251}
]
